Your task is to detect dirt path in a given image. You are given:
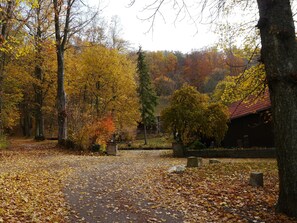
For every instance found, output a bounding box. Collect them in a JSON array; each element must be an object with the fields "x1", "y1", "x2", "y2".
[{"x1": 64, "y1": 150, "x2": 185, "y2": 223}]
